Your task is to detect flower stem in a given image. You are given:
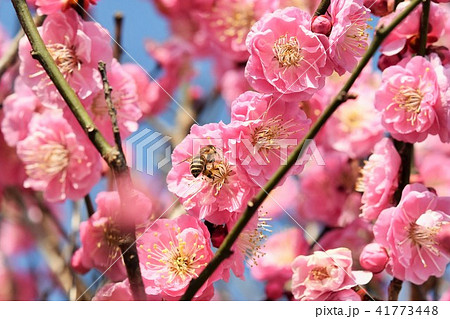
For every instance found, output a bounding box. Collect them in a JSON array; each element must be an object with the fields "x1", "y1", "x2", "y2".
[
  {"x1": 180, "y1": 0, "x2": 423, "y2": 301},
  {"x1": 11, "y1": 0, "x2": 146, "y2": 301}
]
